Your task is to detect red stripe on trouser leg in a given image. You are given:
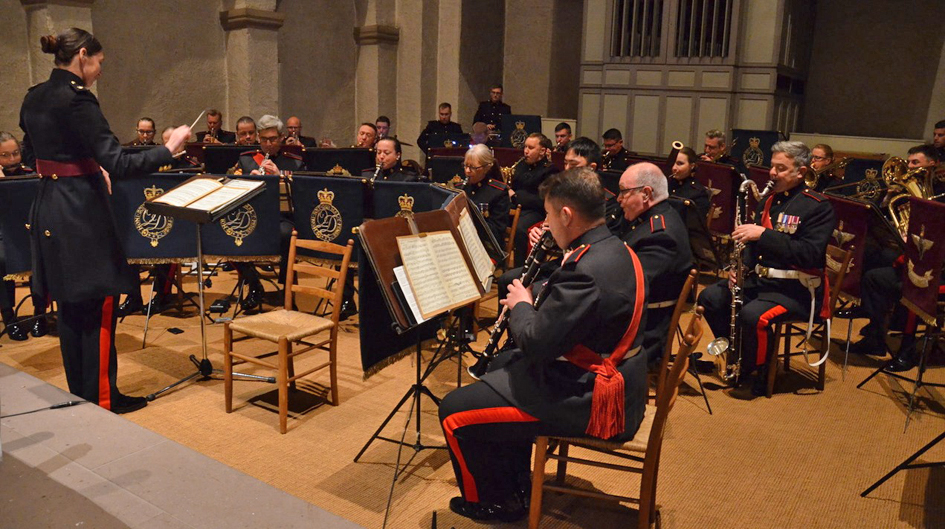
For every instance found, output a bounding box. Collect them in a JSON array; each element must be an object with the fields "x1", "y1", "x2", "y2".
[
  {"x1": 905, "y1": 311, "x2": 917, "y2": 334},
  {"x1": 441, "y1": 407, "x2": 539, "y2": 503},
  {"x1": 756, "y1": 305, "x2": 788, "y2": 366},
  {"x1": 98, "y1": 297, "x2": 114, "y2": 410}
]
